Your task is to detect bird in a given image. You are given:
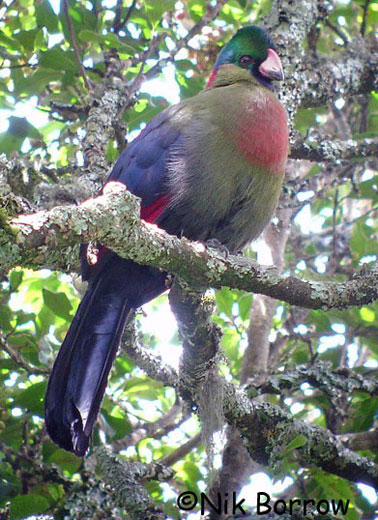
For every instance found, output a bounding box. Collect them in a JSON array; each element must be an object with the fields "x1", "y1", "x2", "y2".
[{"x1": 44, "y1": 25, "x2": 289, "y2": 456}]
